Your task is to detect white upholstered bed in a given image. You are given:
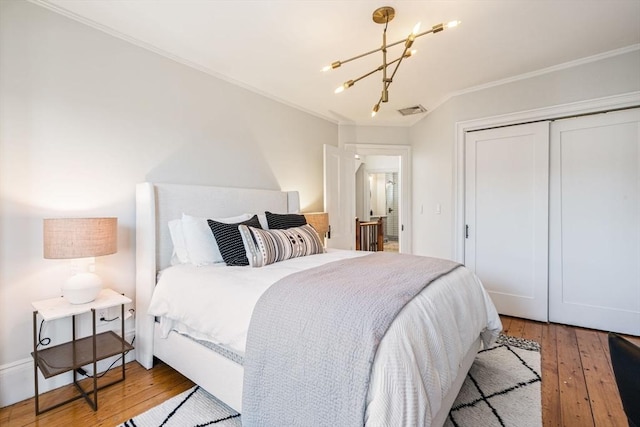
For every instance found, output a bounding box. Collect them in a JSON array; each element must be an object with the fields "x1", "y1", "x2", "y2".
[{"x1": 135, "y1": 182, "x2": 501, "y2": 426}]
